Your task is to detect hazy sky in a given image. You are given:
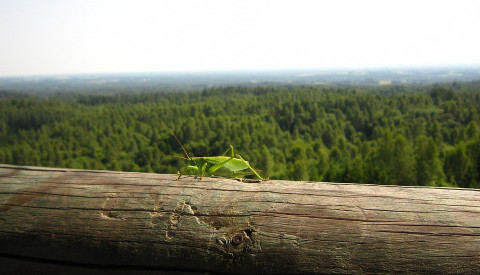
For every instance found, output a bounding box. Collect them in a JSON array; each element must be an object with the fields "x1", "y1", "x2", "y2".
[{"x1": 1, "y1": 0, "x2": 479, "y2": 76}]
